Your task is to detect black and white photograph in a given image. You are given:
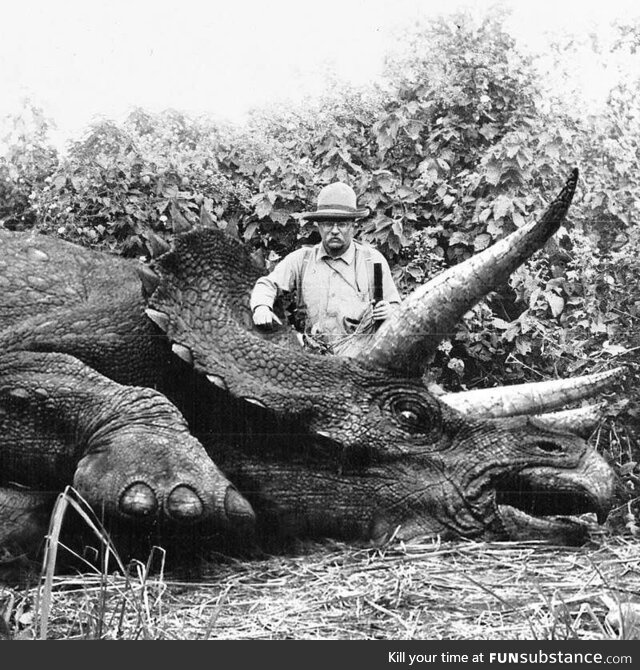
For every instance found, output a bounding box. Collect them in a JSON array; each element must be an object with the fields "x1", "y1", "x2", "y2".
[{"x1": 0, "y1": 0, "x2": 639, "y2": 648}]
